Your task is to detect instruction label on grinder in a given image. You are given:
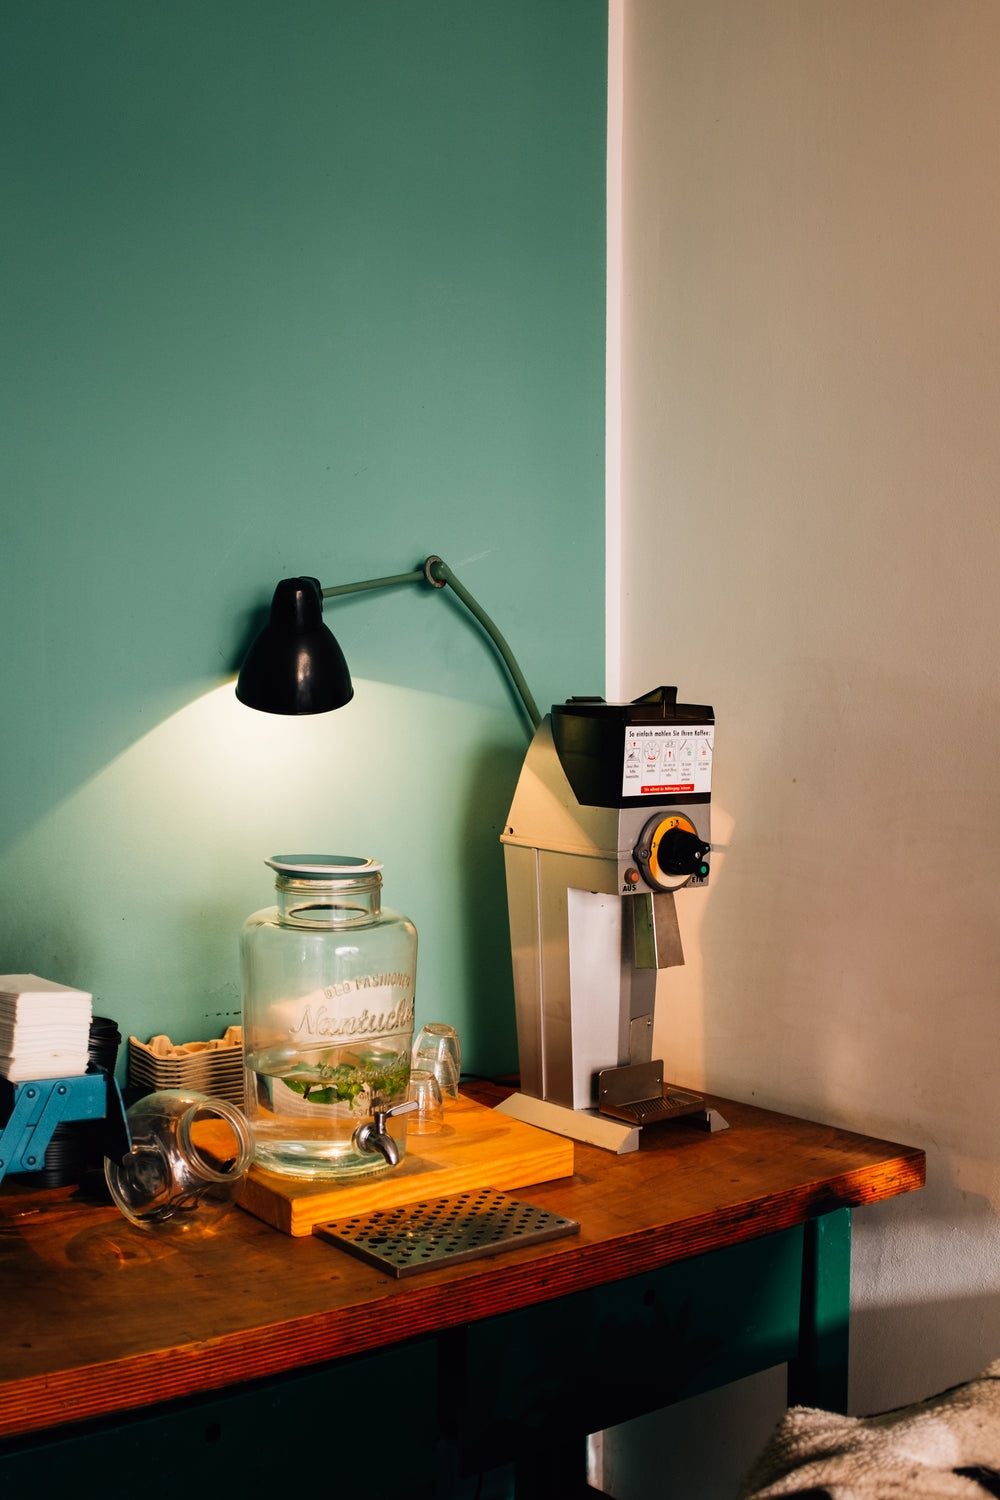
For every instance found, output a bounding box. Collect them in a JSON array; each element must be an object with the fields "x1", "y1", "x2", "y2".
[{"x1": 622, "y1": 724, "x2": 714, "y2": 796}]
